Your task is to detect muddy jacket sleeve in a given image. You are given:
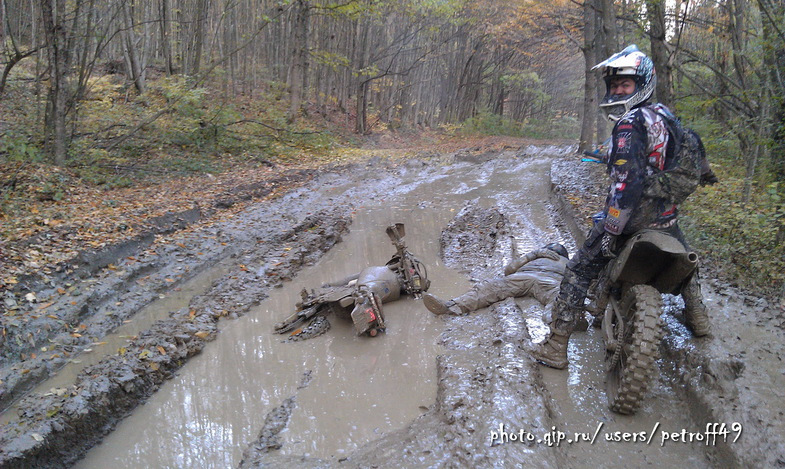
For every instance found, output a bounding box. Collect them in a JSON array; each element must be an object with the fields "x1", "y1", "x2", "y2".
[
  {"x1": 603, "y1": 112, "x2": 648, "y2": 235},
  {"x1": 504, "y1": 249, "x2": 561, "y2": 275}
]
